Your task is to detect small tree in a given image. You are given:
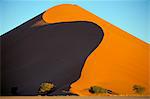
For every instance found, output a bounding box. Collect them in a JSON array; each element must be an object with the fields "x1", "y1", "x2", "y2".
[
  {"x1": 133, "y1": 85, "x2": 145, "y2": 94},
  {"x1": 38, "y1": 82, "x2": 55, "y2": 95},
  {"x1": 89, "y1": 86, "x2": 108, "y2": 94}
]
